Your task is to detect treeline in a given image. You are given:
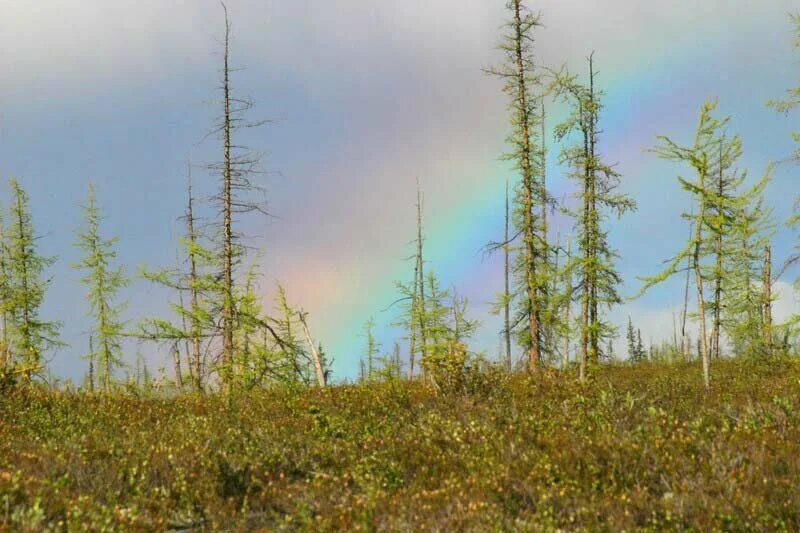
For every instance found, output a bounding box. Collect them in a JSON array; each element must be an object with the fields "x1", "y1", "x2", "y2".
[
  {"x1": 359, "y1": 3, "x2": 800, "y2": 392},
  {"x1": 0, "y1": 6, "x2": 328, "y2": 394},
  {"x1": 0, "y1": 3, "x2": 799, "y2": 394}
]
